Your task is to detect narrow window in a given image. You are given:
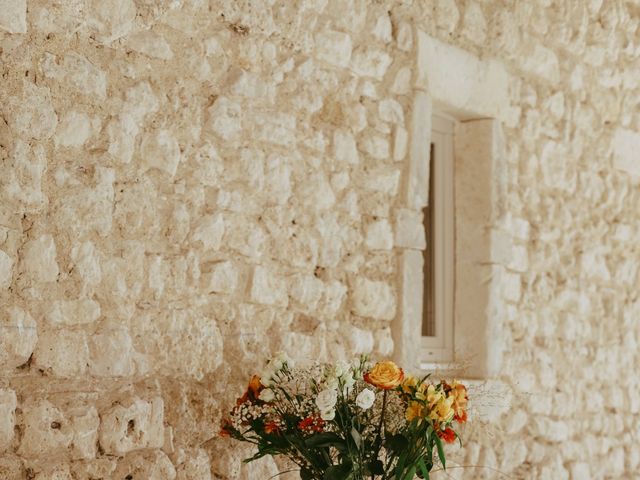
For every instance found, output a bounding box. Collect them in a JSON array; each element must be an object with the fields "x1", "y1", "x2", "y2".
[{"x1": 421, "y1": 113, "x2": 455, "y2": 363}]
